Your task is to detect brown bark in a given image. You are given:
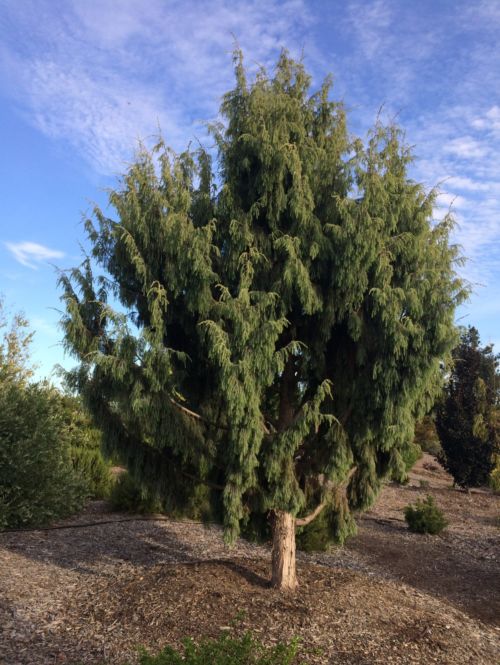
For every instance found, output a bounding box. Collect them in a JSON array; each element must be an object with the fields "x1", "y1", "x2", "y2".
[
  {"x1": 271, "y1": 510, "x2": 298, "y2": 590},
  {"x1": 295, "y1": 501, "x2": 327, "y2": 527}
]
